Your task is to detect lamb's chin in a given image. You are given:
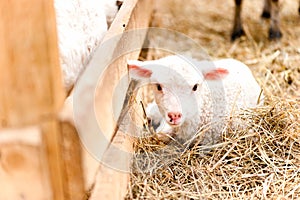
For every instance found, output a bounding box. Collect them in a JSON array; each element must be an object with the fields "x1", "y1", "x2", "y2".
[{"x1": 167, "y1": 122, "x2": 182, "y2": 128}]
